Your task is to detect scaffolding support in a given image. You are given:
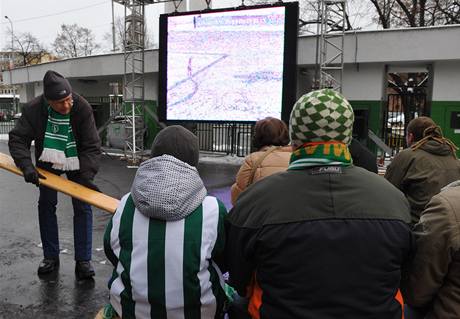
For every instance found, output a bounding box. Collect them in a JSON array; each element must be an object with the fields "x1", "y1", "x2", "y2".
[
  {"x1": 317, "y1": 0, "x2": 346, "y2": 92},
  {"x1": 123, "y1": 1, "x2": 146, "y2": 164},
  {"x1": 112, "y1": 0, "x2": 185, "y2": 165}
]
